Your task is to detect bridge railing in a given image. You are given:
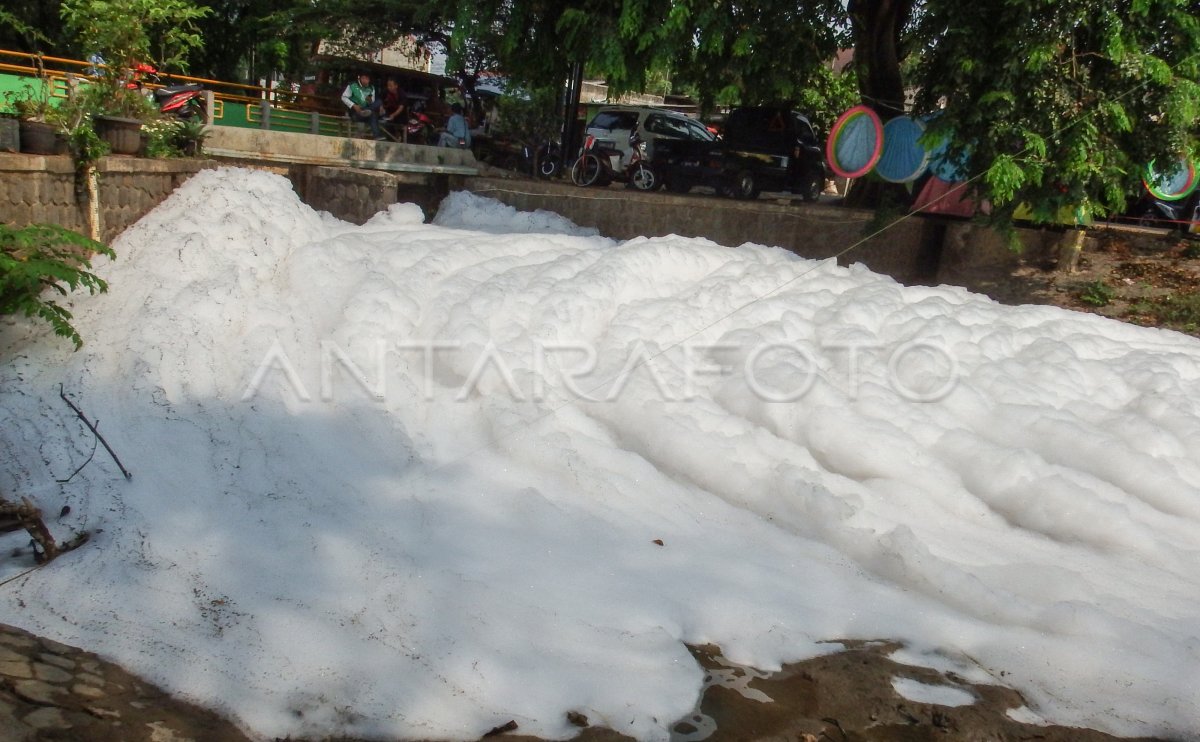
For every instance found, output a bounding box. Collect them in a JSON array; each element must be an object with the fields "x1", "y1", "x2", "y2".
[{"x1": 0, "y1": 49, "x2": 356, "y2": 137}]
